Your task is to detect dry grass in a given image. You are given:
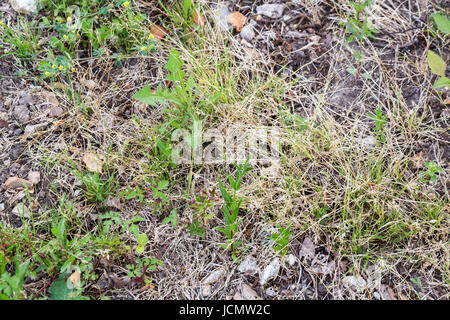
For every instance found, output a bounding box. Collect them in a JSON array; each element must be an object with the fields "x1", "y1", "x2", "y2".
[{"x1": 0, "y1": 0, "x2": 448, "y2": 300}]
